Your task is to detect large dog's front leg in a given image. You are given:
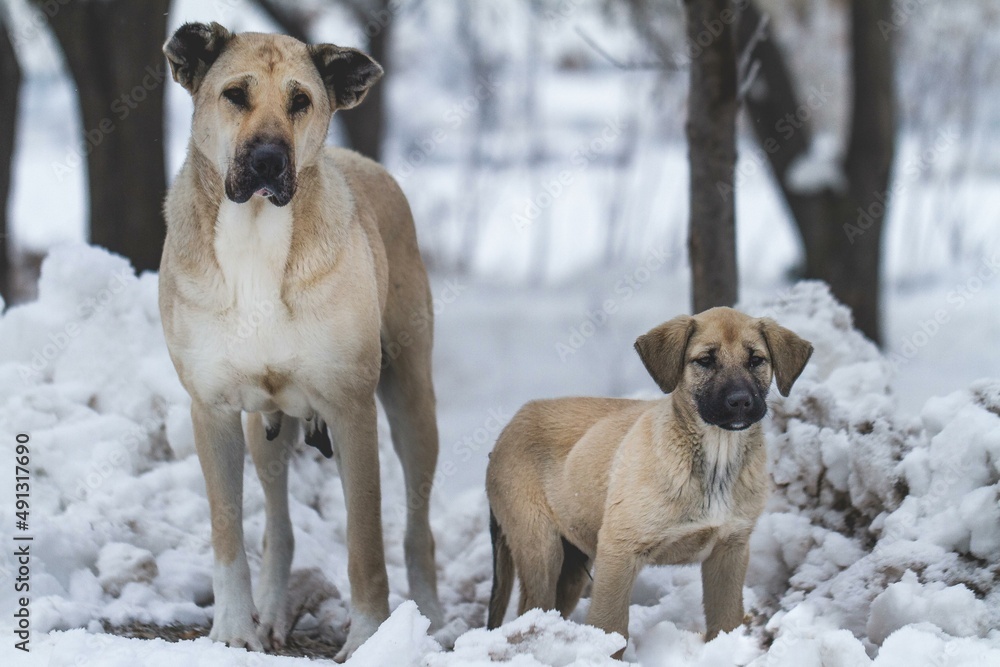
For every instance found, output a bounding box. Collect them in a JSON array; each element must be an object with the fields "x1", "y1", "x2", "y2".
[
  {"x1": 586, "y1": 535, "x2": 640, "y2": 660},
  {"x1": 326, "y1": 393, "x2": 390, "y2": 662},
  {"x1": 247, "y1": 411, "x2": 294, "y2": 650},
  {"x1": 701, "y1": 534, "x2": 750, "y2": 640},
  {"x1": 192, "y1": 402, "x2": 262, "y2": 651}
]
